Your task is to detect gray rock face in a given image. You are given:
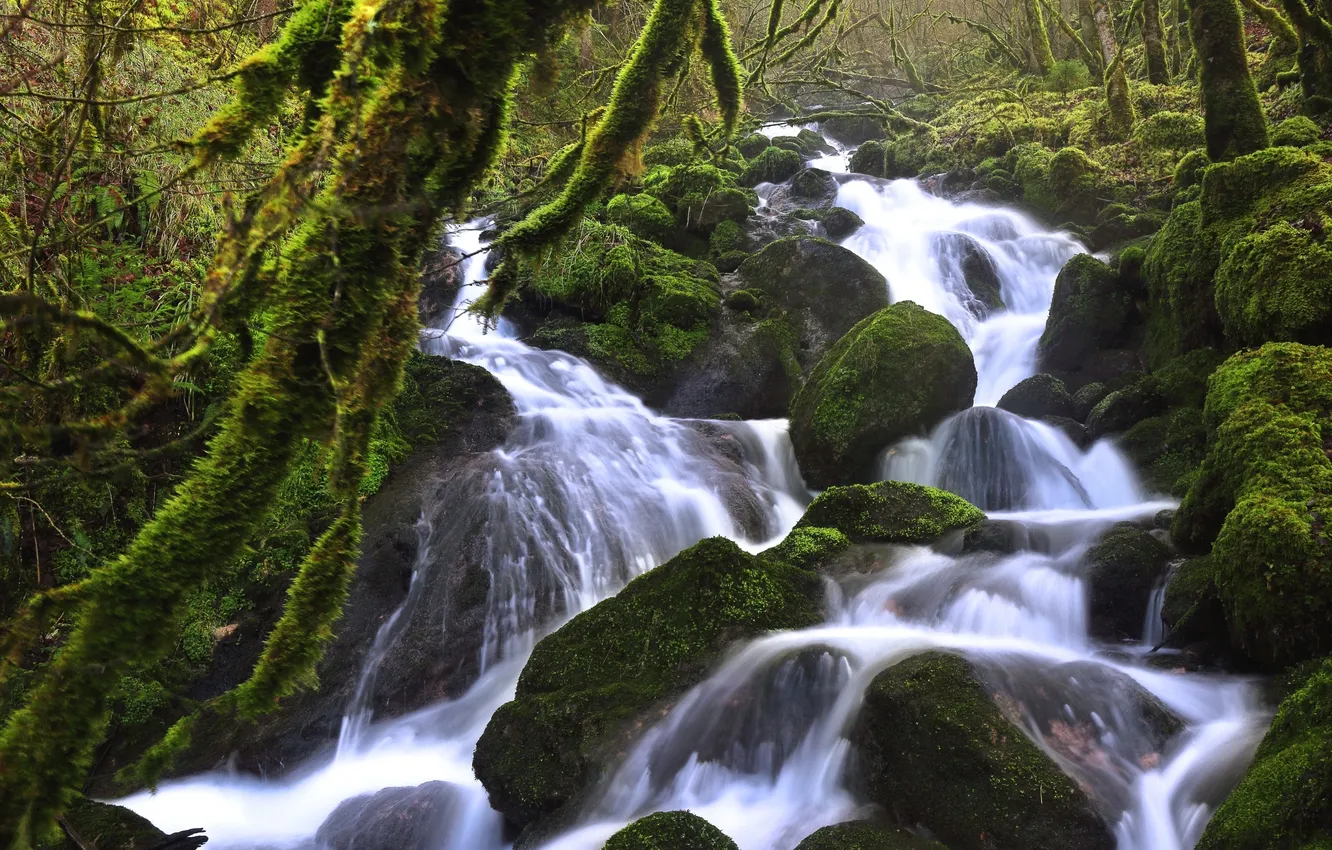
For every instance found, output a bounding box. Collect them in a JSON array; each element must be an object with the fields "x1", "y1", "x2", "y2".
[
  {"x1": 316, "y1": 782, "x2": 461, "y2": 850},
  {"x1": 664, "y1": 311, "x2": 802, "y2": 421}
]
